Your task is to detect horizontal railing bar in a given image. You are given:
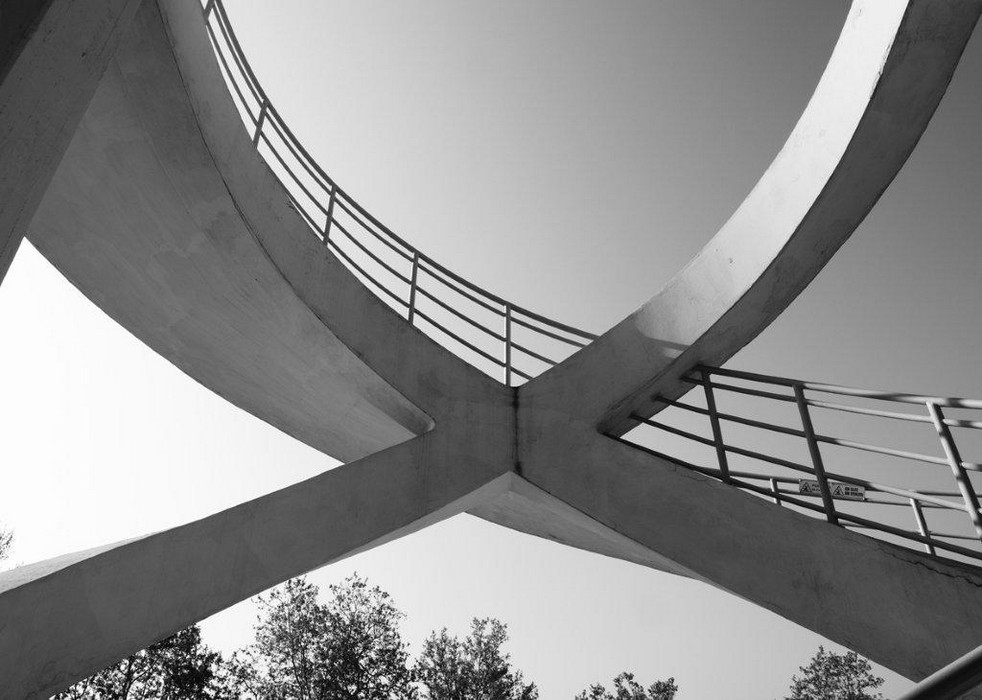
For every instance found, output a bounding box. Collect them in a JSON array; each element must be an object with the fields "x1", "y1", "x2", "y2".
[
  {"x1": 208, "y1": 7, "x2": 264, "y2": 105},
  {"x1": 416, "y1": 253, "x2": 509, "y2": 307},
  {"x1": 722, "y1": 471, "x2": 978, "y2": 500},
  {"x1": 414, "y1": 286, "x2": 506, "y2": 342},
  {"x1": 682, "y1": 376, "x2": 796, "y2": 403},
  {"x1": 511, "y1": 365, "x2": 534, "y2": 381},
  {"x1": 655, "y1": 398, "x2": 709, "y2": 415},
  {"x1": 263, "y1": 108, "x2": 335, "y2": 195},
  {"x1": 807, "y1": 398, "x2": 982, "y2": 430},
  {"x1": 333, "y1": 197, "x2": 414, "y2": 261},
  {"x1": 930, "y1": 531, "x2": 982, "y2": 542},
  {"x1": 699, "y1": 365, "x2": 982, "y2": 409},
  {"x1": 332, "y1": 219, "x2": 412, "y2": 285},
  {"x1": 806, "y1": 398, "x2": 931, "y2": 424},
  {"x1": 416, "y1": 262, "x2": 505, "y2": 317},
  {"x1": 510, "y1": 315, "x2": 588, "y2": 348},
  {"x1": 286, "y1": 196, "x2": 322, "y2": 235},
  {"x1": 330, "y1": 187, "x2": 421, "y2": 258},
  {"x1": 413, "y1": 309, "x2": 506, "y2": 368},
  {"x1": 510, "y1": 306, "x2": 599, "y2": 341},
  {"x1": 205, "y1": 25, "x2": 260, "y2": 124},
  {"x1": 631, "y1": 414, "x2": 717, "y2": 448},
  {"x1": 327, "y1": 240, "x2": 409, "y2": 309},
  {"x1": 838, "y1": 516, "x2": 982, "y2": 560},
  {"x1": 723, "y1": 443, "x2": 969, "y2": 512},
  {"x1": 614, "y1": 437, "x2": 982, "y2": 561},
  {"x1": 722, "y1": 443, "x2": 813, "y2": 473},
  {"x1": 725, "y1": 474, "x2": 964, "y2": 510},
  {"x1": 258, "y1": 134, "x2": 329, "y2": 218},
  {"x1": 510, "y1": 341, "x2": 558, "y2": 367},
  {"x1": 720, "y1": 410, "x2": 806, "y2": 438},
  {"x1": 815, "y1": 433, "x2": 982, "y2": 472}
]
